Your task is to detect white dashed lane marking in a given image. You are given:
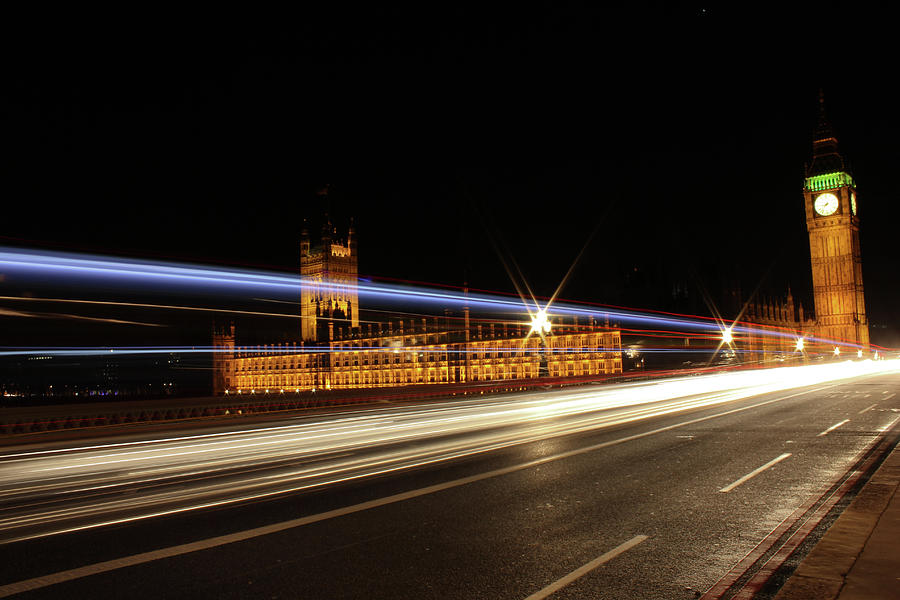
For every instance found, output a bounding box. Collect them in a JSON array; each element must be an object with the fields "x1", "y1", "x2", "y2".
[
  {"x1": 818, "y1": 419, "x2": 850, "y2": 437},
  {"x1": 719, "y1": 454, "x2": 792, "y2": 493}
]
